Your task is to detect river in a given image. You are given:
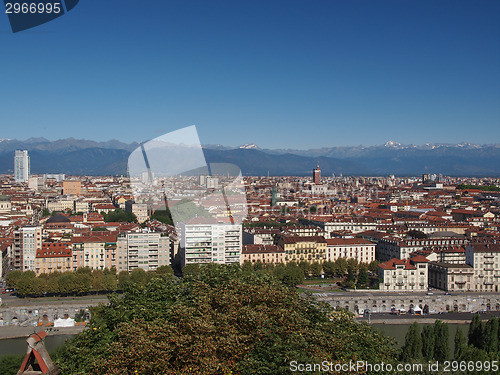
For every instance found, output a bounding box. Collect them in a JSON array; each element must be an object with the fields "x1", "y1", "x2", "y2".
[
  {"x1": 373, "y1": 323, "x2": 470, "y2": 353},
  {"x1": 0, "y1": 334, "x2": 75, "y2": 359}
]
